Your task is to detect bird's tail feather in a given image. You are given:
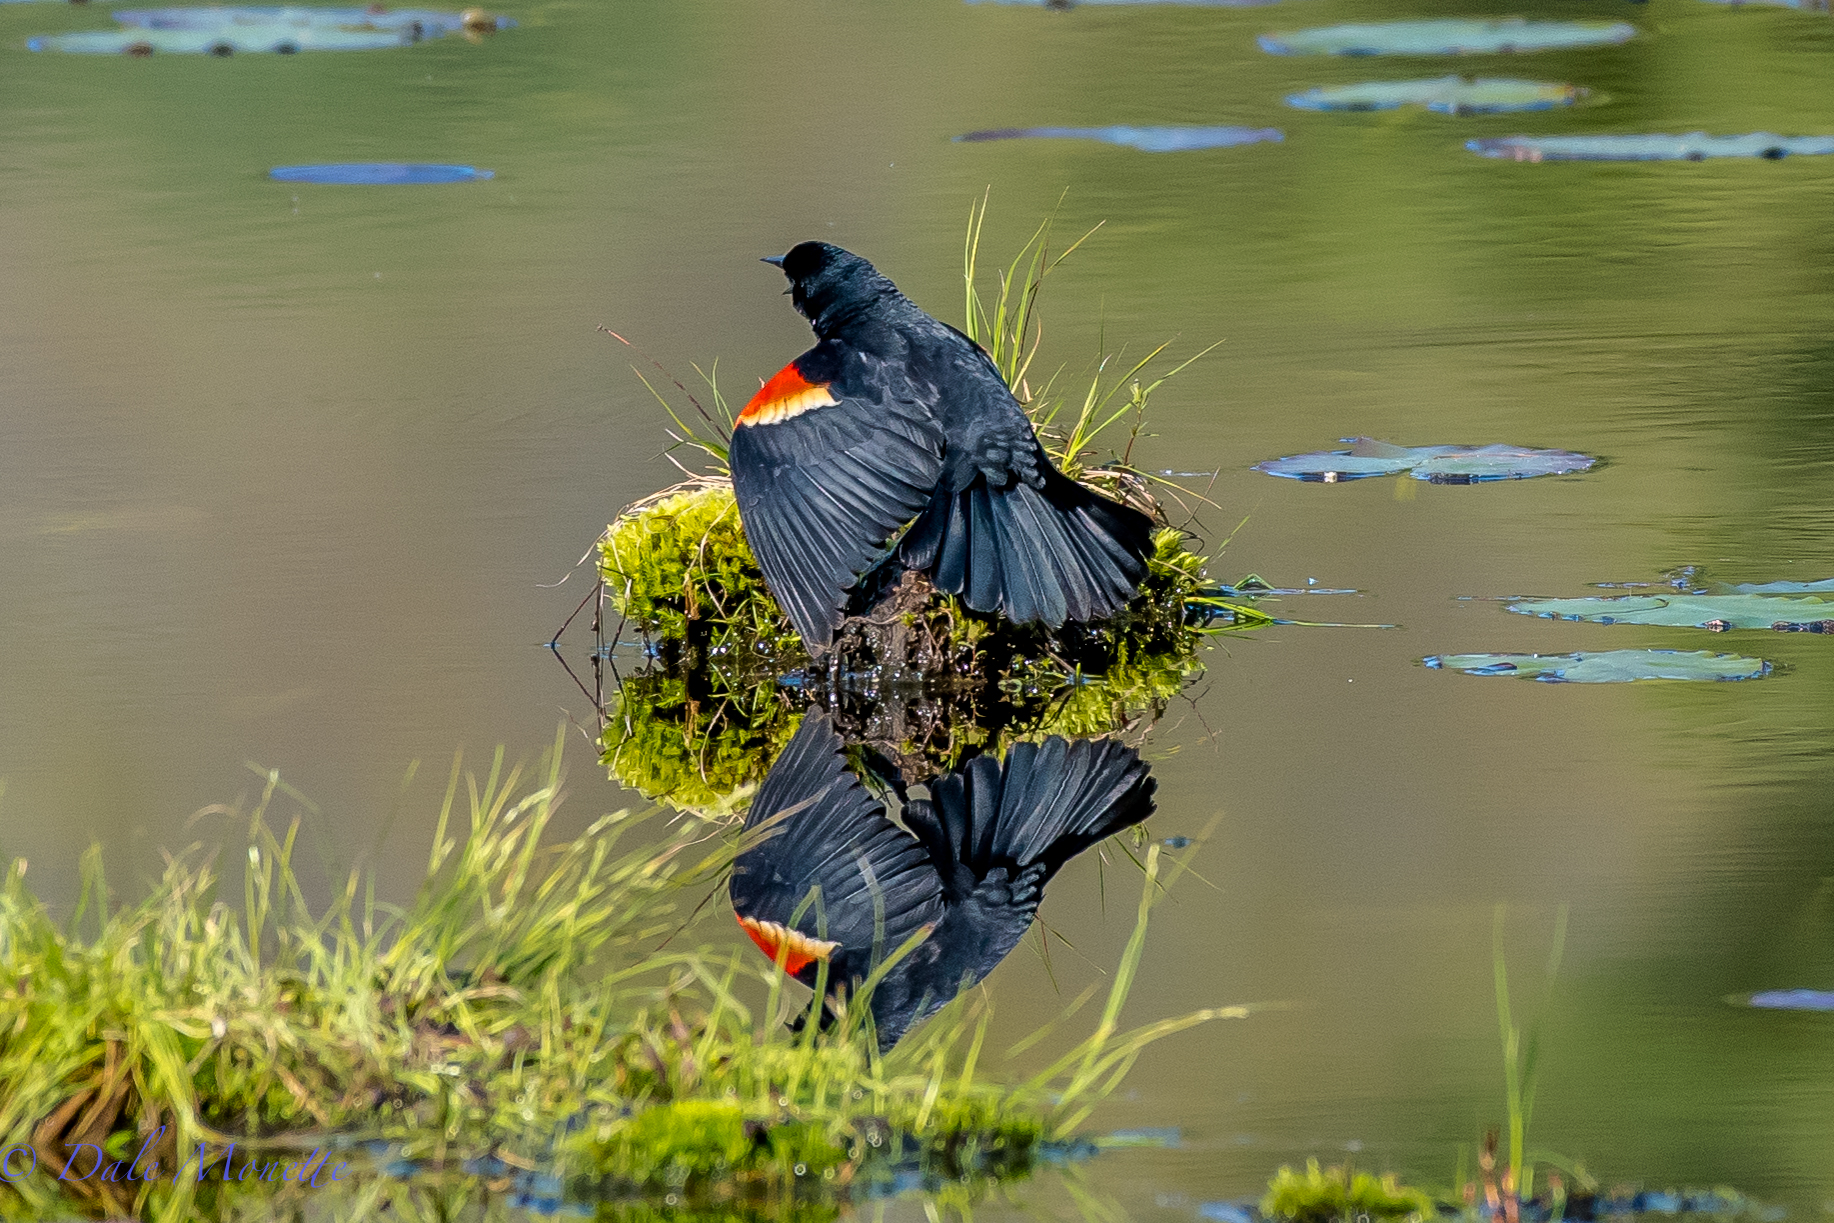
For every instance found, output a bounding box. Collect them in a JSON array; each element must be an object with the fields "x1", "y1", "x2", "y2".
[
  {"x1": 909, "y1": 737, "x2": 1156, "y2": 897},
  {"x1": 901, "y1": 471, "x2": 1154, "y2": 626}
]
